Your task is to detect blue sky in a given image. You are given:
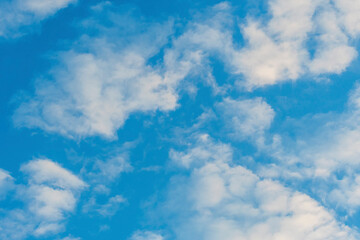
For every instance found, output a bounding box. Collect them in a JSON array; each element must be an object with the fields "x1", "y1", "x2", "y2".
[{"x1": 1, "y1": 0, "x2": 360, "y2": 239}]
